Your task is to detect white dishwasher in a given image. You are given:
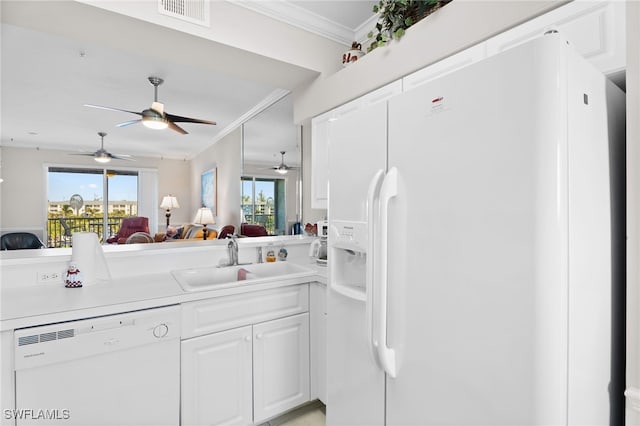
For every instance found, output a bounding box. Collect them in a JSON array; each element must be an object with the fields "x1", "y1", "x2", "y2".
[{"x1": 13, "y1": 305, "x2": 180, "y2": 426}]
